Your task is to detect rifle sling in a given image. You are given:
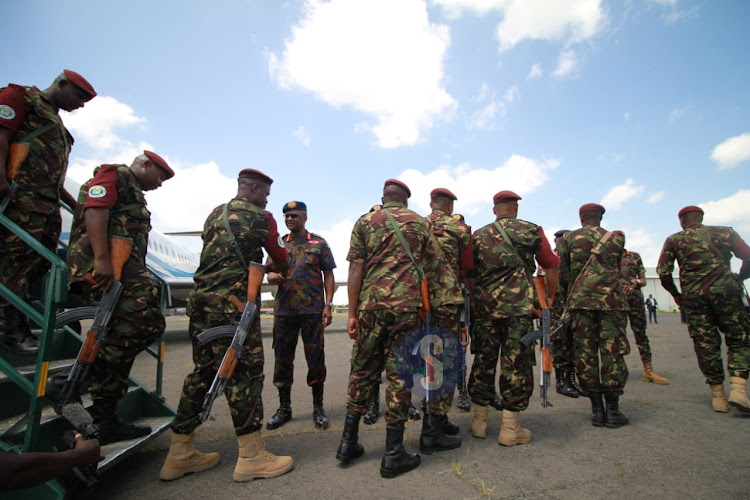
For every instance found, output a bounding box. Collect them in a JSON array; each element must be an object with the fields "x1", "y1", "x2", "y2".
[
  {"x1": 222, "y1": 203, "x2": 247, "y2": 269},
  {"x1": 560, "y1": 230, "x2": 613, "y2": 319},
  {"x1": 383, "y1": 208, "x2": 424, "y2": 281}
]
